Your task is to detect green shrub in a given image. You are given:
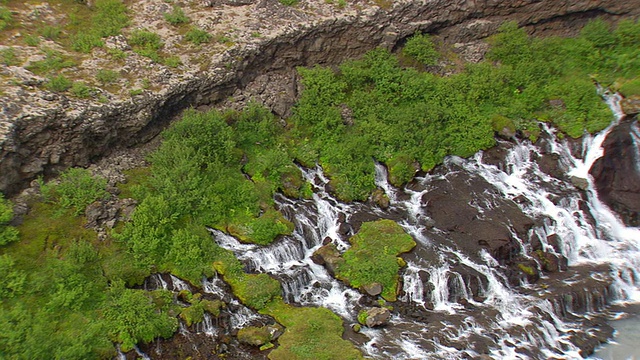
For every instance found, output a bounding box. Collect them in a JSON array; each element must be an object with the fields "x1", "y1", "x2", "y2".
[
  {"x1": 96, "y1": 69, "x2": 119, "y2": 84},
  {"x1": 71, "y1": 82, "x2": 94, "y2": 98},
  {"x1": 102, "y1": 282, "x2": 178, "y2": 352},
  {"x1": 402, "y1": 33, "x2": 439, "y2": 66},
  {"x1": 279, "y1": 0, "x2": 298, "y2": 5},
  {"x1": 71, "y1": 32, "x2": 104, "y2": 53},
  {"x1": 164, "y1": 6, "x2": 189, "y2": 25},
  {"x1": 185, "y1": 27, "x2": 211, "y2": 45},
  {"x1": 618, "y1": 77, "x2": 640, "y2": 97},
  {"x1": 45, "y1": 75, "x2": 73, "y2": 92},
  {"x1": 0, "y1": 47, "x2": 18, "y2": 66},
  {"x1": 0, "y1": 255, "x2": 25, "y2": 297},
  {"x1": 24, "y1": 34, "x2": 40, "y2": 46},
  {"x1": 0, "y1": 194, "x2": 19, "y2": 246},
  {"x1": 39, "y1": 25, "x2": 61, "y2": 40},
  {"x1": 40, "y1": 167, "x2": 108, "y2": 215},
  {"x1": 163, "y1": 55, "x2": 181, "y2": 68},
  {"x1": 129, "y1": 29, "x2": 162, "y2": 50},
  {"x1": 93, "y1": 0, "x2": 130, "y2": 37},
  {"x1": 26, "y1": 50, "x2": 76, "y2": 75},
  {"x1": 0, "y1": 6, "x2": 12, "y2": 31}
]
